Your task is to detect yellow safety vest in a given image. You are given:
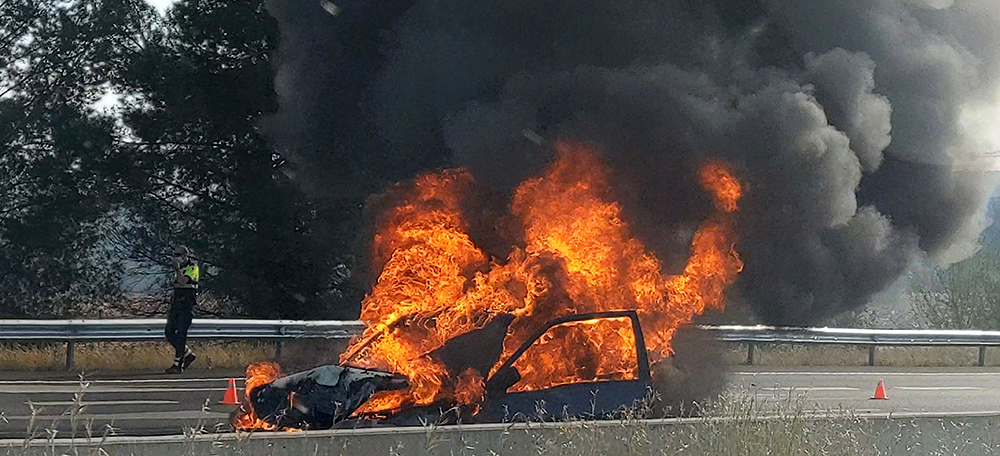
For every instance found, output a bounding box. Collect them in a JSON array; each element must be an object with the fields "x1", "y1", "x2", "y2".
[
  {"x1": 183, "y1": 263, "x2": 200, "y2": 283},
  {"x1": 174, "y1": 262, "x2": 200, "y2": 289}
]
